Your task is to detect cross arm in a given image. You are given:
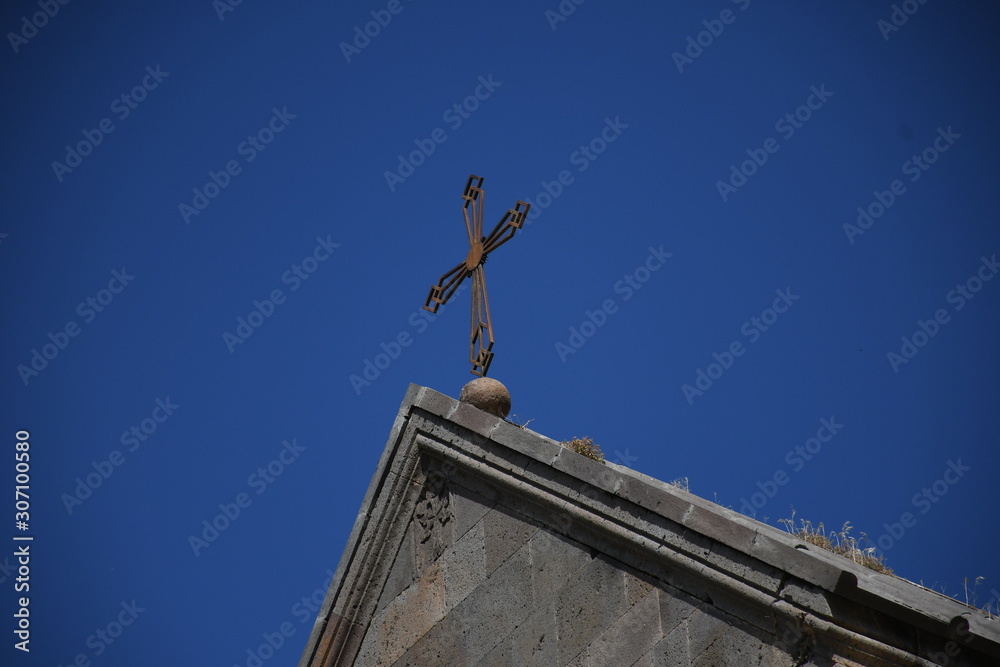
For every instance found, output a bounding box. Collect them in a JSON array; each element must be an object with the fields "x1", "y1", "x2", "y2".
[
  {"x1": 463, "y1": 175, "x2": 485, "y2": 247},
  {"x1": 481, "y1": 201, "x2": 531, "y2": 255},
  {"x1": 423, "y1": 259, "x2": 469, "y2": 313}
]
